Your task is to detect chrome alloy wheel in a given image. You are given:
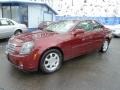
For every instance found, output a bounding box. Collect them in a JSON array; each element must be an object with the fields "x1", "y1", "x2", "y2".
[
  {"x1": 103, "y1": 40, "x2": 109, "y2": 52},
  {"x1": 44, "y1": 52, "x2": 60, "y2": 71}
]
